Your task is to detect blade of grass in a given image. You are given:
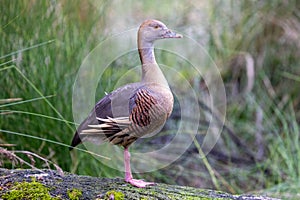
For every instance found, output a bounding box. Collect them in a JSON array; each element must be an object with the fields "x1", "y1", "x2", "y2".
[
  {"x1": 0, "y1": 129, "x2": 110, "y2": 160},
  {"x1": 0, "y1": 109, "x2": 78, "y2": 126},
  {"x1": 0, "y1": 98, "x2": 22, "y2": 104},
  {"x1": 1, "y1": 5, "x2": 26, "y2": 29},
  {"x1": 0, "y1": 95, "x2": 55, "y2": 108},
  {"x1": 0, "y1": 60, "x2": 16, "y2": 68},
  {"x1": 193, "y1": 136, "x2": 220, "y2": 190},
  {"x1": 0, "y1": 40, "x2": 55, "y2": 60},
  {"x1": 282, "y1": 71, "x2": 300, "y2": 82}
]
